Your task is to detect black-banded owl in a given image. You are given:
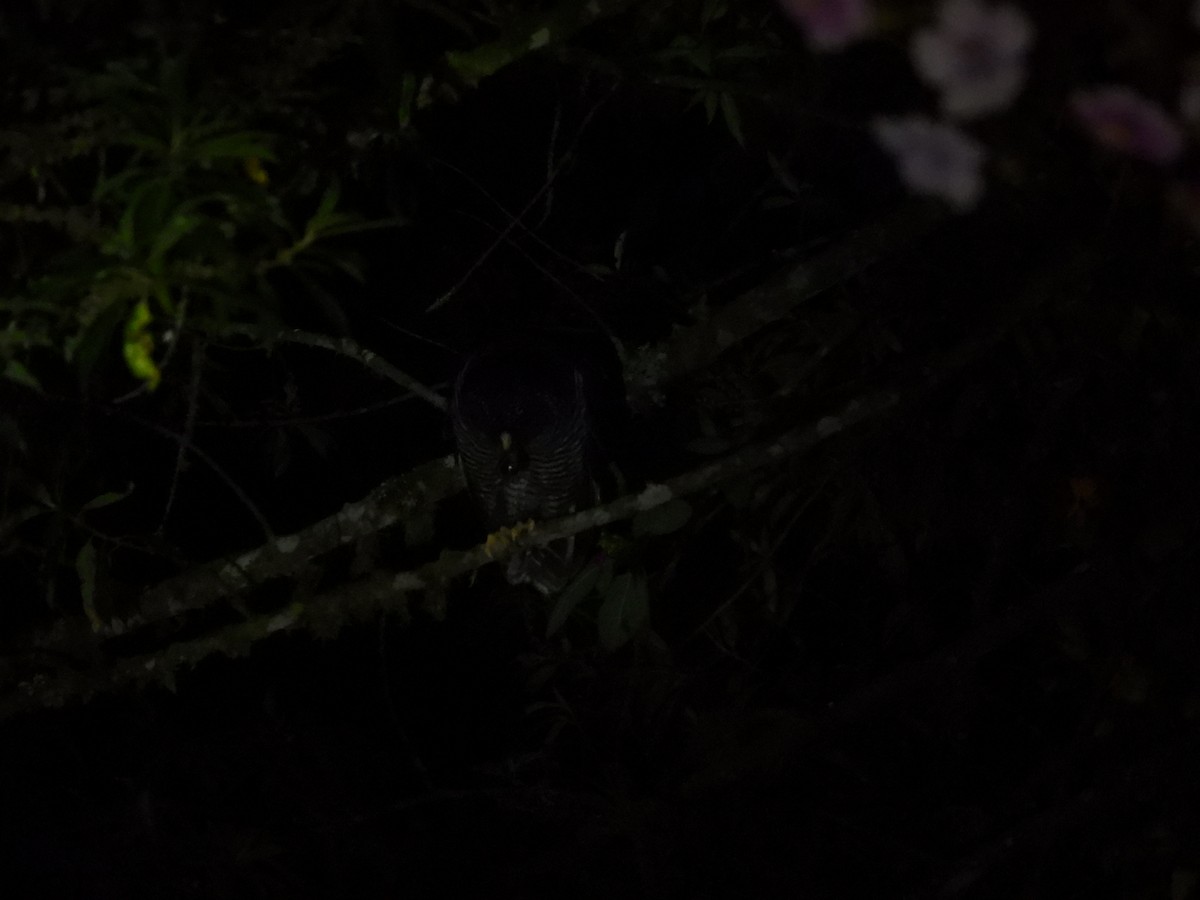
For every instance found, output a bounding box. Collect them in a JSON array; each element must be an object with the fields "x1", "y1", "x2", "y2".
[{"x1": 450, "y1": 335, "x2": 625, "y2": 594}]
